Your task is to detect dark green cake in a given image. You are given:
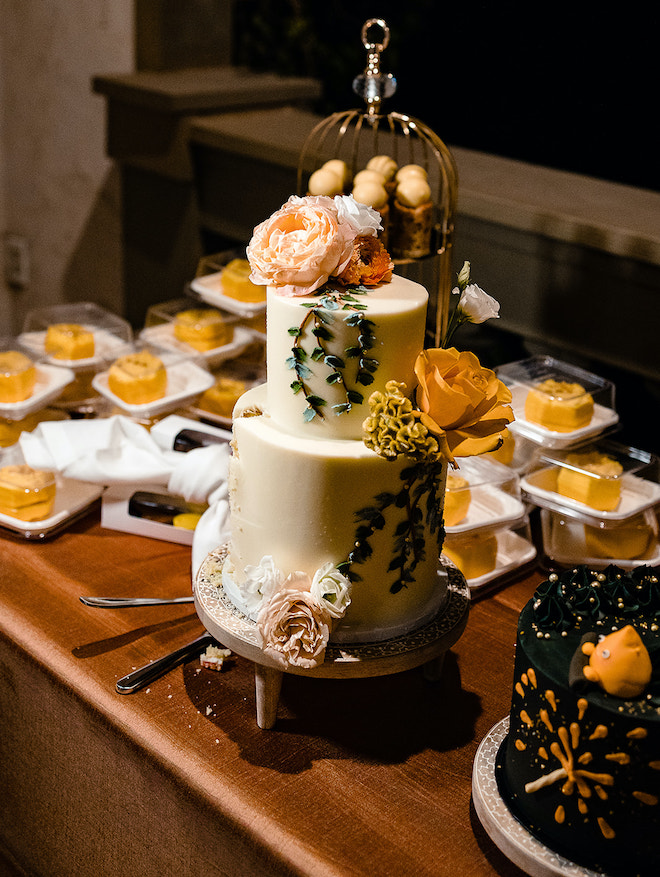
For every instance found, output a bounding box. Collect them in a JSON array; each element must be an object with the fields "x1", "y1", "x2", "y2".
[{"x1": 497, "y1": 564, "x2": 660, "y2": 876}]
